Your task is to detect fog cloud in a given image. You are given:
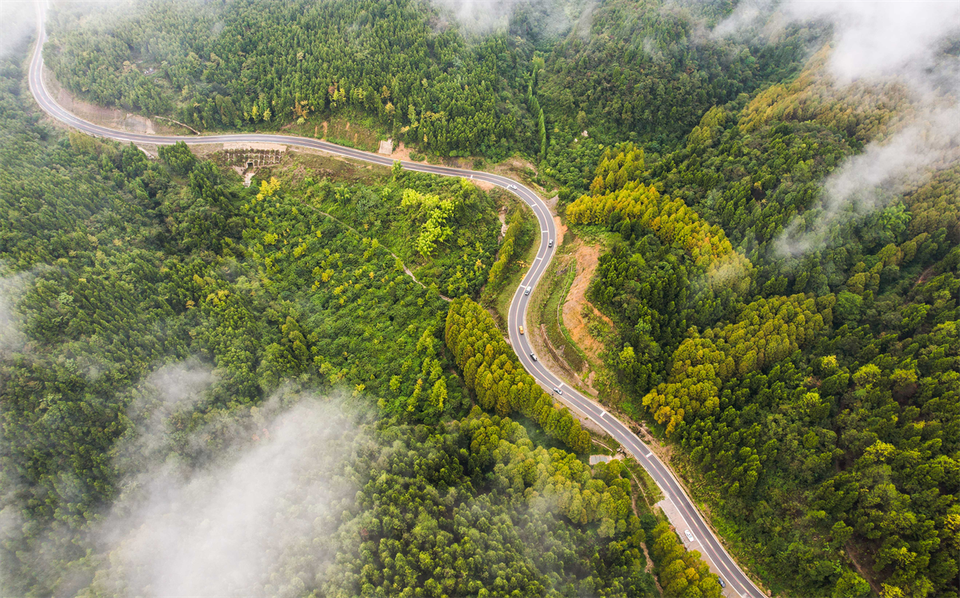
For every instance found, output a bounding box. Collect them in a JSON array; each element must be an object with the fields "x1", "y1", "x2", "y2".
[
  {"x1": 776, "y1": 105, "x2": 960, "y2": 256},
  {"x1": 115, "y1": 358, "x2": 217, "y2": 465},
  {"x1": 781, "y1": 1, "x2": 960, "y2": 86},
  {"x1": 709, "y1": 0, "x2": 773, "y2": 40},
  {"x1": 430, "y1": 0, "x2": 593, "y2": 36},
  {"x1": 713, "y1": 1, "x2": 960, "y2": 256},
  {"x1": 1, "y1": 356, "x2": 363, "y2": 597},
  {"x1": 713, "y1": 1, "x2": 960, "y2": 96},
  {"x1": 0, "y1": 0, "x2": 36, "y2": 59},
  {"x1": 715, "y1": 0, "x2": 960, "y2": 76},
  {"x1": 89, "y1": 389, "x2": 359, "y2": 597},
  {"x1": 0, "y1": 267, "x2": 31, "y2": 356}
]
